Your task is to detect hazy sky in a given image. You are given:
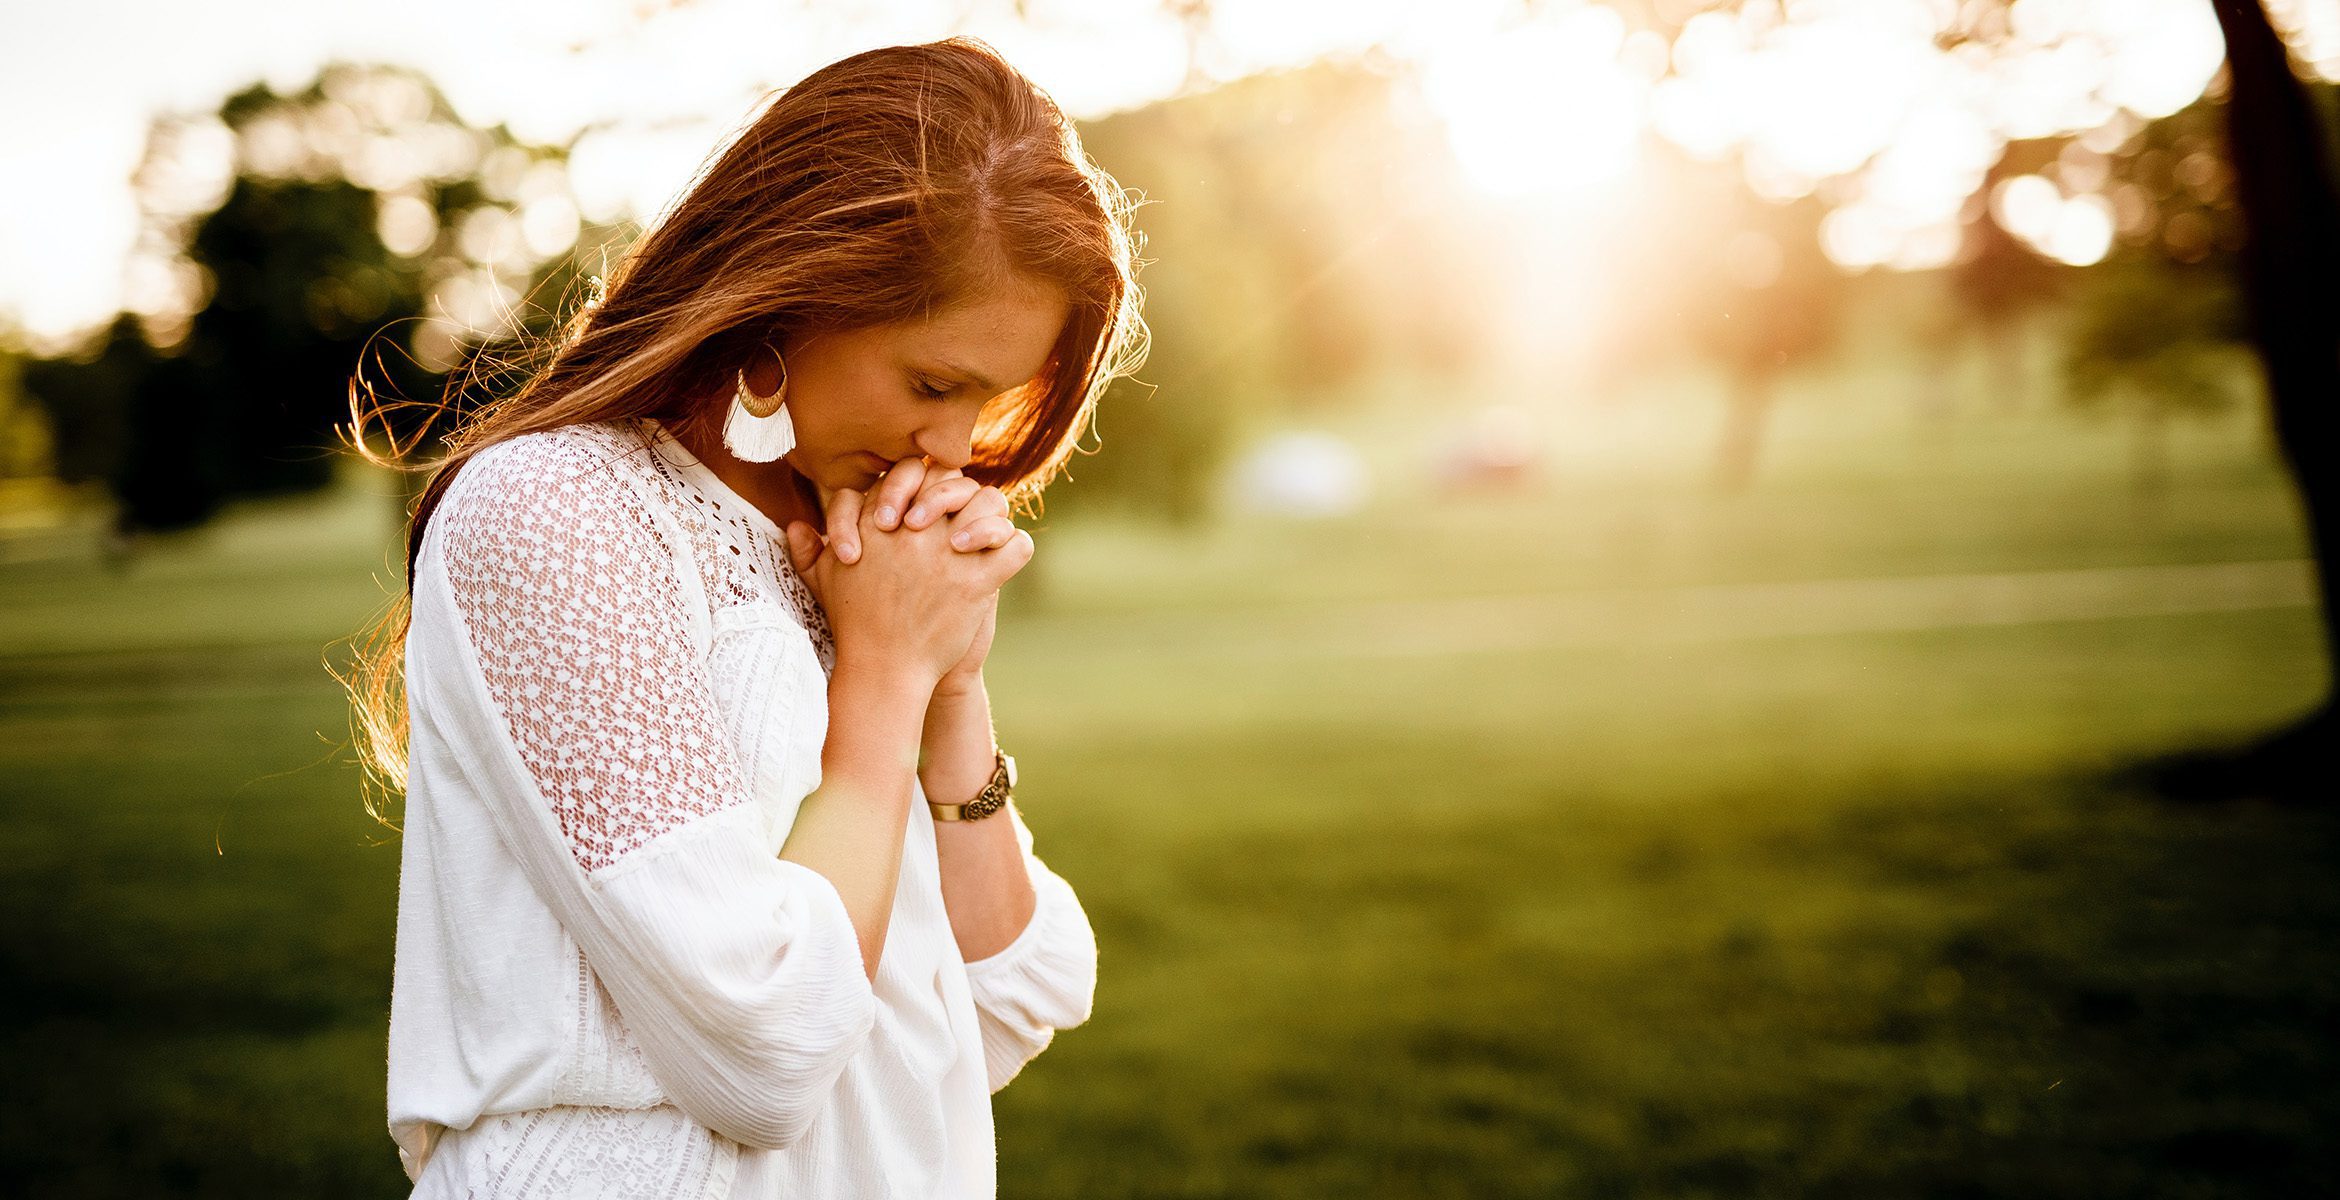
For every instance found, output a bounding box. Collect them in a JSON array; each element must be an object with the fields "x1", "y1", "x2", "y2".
[
  {"x1": 0, "y1": 0, "x2": 1289, "y2": 348},
  {"x1": 3, "y1": 0, "x2": 2328, "y2": 351}
]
